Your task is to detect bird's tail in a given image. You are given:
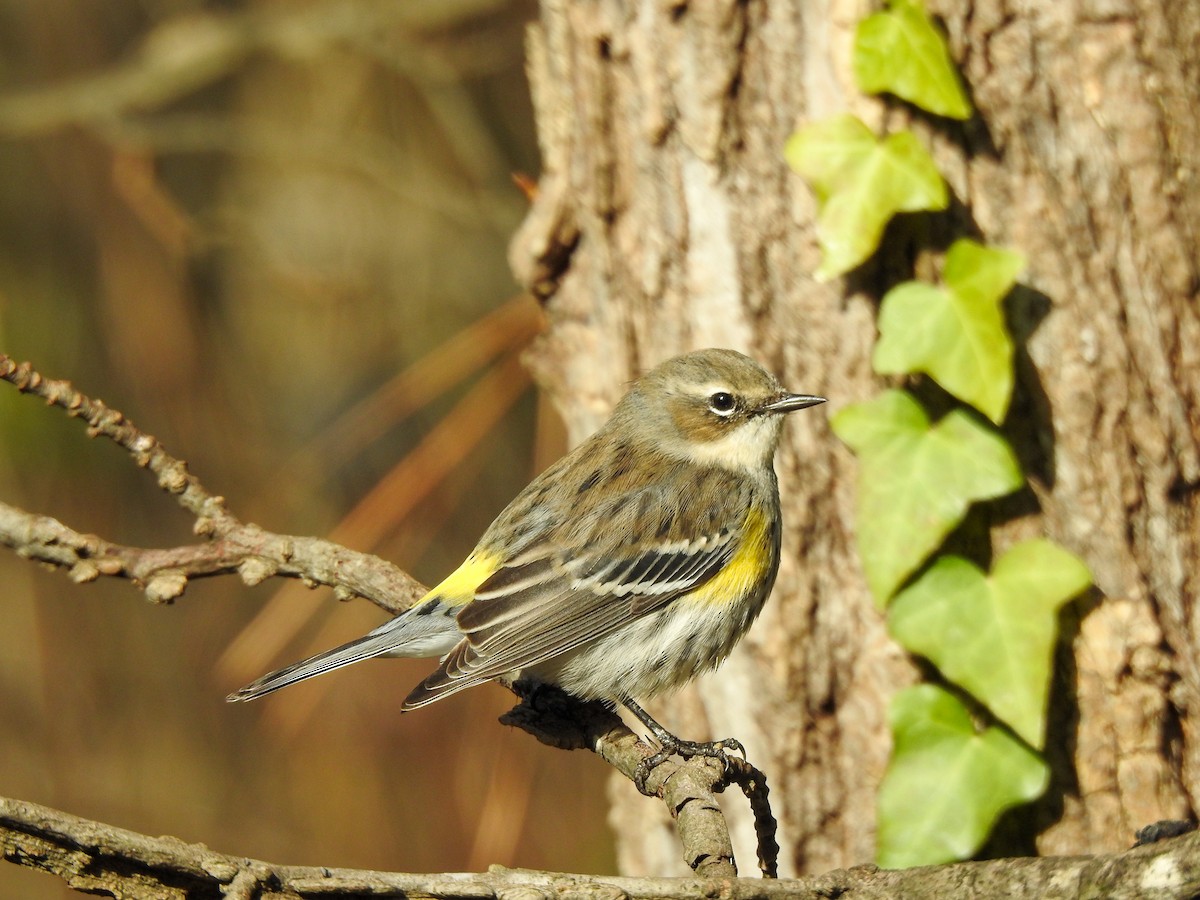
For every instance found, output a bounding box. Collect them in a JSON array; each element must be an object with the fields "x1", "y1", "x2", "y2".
[{"x1": 225, "y1": 606, "x2": 460, "y2": 702}]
